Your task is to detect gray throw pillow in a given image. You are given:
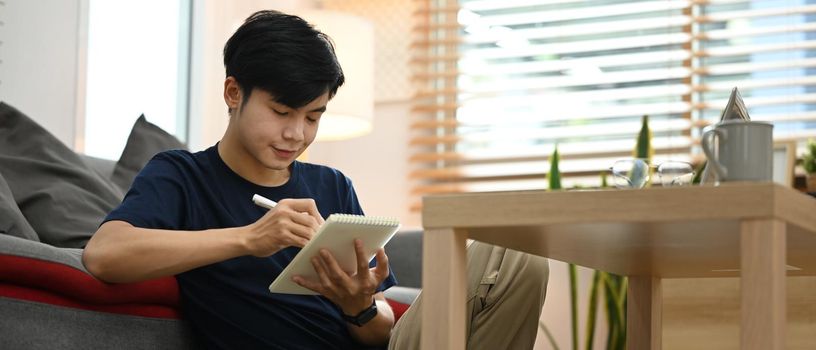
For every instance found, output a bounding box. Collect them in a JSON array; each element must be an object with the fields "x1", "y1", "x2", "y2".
[
  {"x1": 0, "y1": 172, "x2": 39, "y2": 241},
  {"x1": 111, "y1": 115, "x2": 186, "y2": 193},
  {"x1": 0, "y1": 102, "x2": 123, "y2": 248}
]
